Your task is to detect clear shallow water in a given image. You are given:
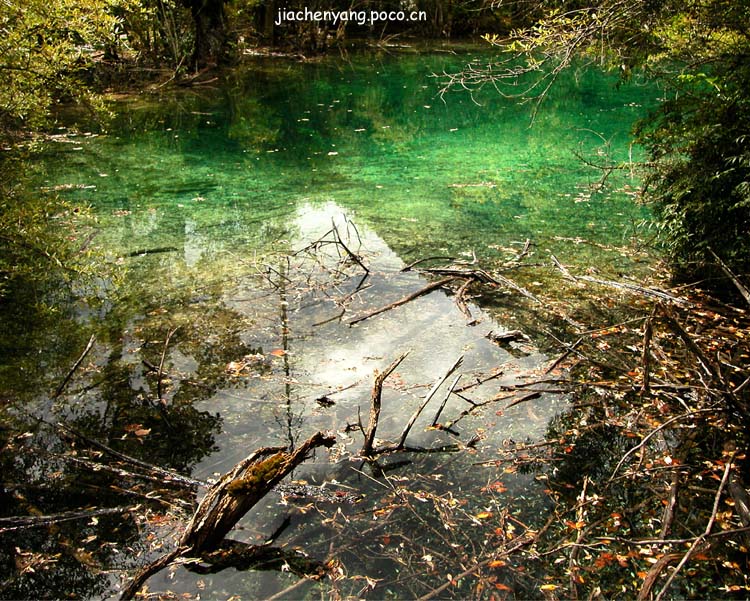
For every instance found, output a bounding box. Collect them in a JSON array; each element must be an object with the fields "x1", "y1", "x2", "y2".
[{"x1": 3, "y1": 45, "x2": 659, "y2": 599}]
